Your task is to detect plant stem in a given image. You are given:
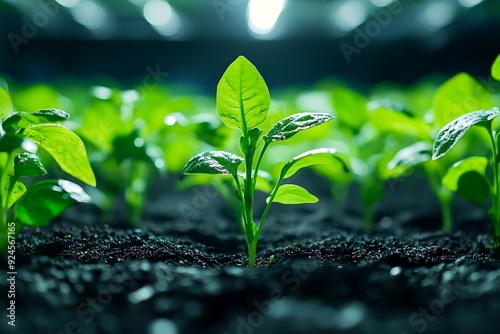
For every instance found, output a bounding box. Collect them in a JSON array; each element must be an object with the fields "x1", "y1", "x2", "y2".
[
  {"x1": 243, "y1": 137, "x2": 256, "y2": 267},
  {"x1": 247, "y1": 239, "x2": 257, "y2": 268},
  {"x1": 252, "y1": 142, "x2": 269, "y2": 190},
  {"x1": 487, "y1": 127, "x2": 500, "y2": 248},
  {"x1": 438, "y1": 190, "x2": 453, "y2": 233}
]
